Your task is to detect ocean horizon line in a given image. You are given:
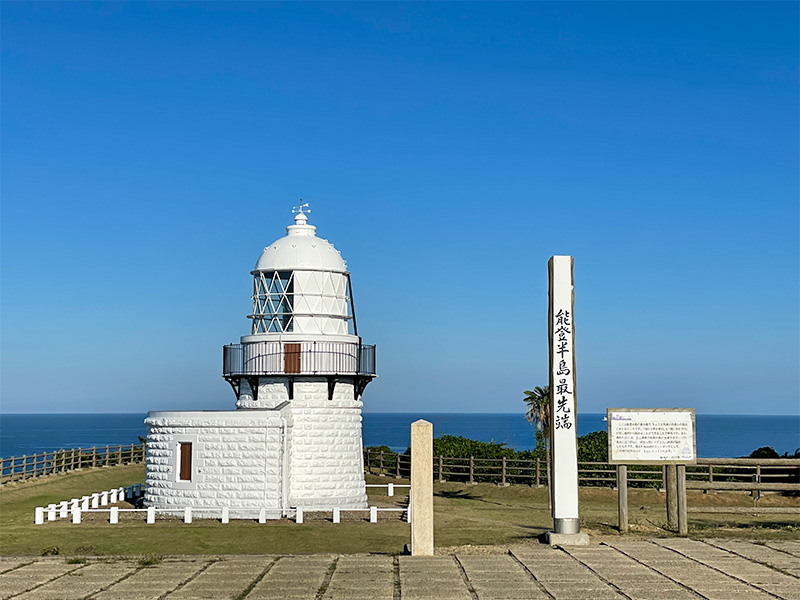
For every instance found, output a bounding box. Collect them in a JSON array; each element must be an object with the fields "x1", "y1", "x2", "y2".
[{"x1": 1, "y1": 411, "x2": 799, "y2": 417}]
